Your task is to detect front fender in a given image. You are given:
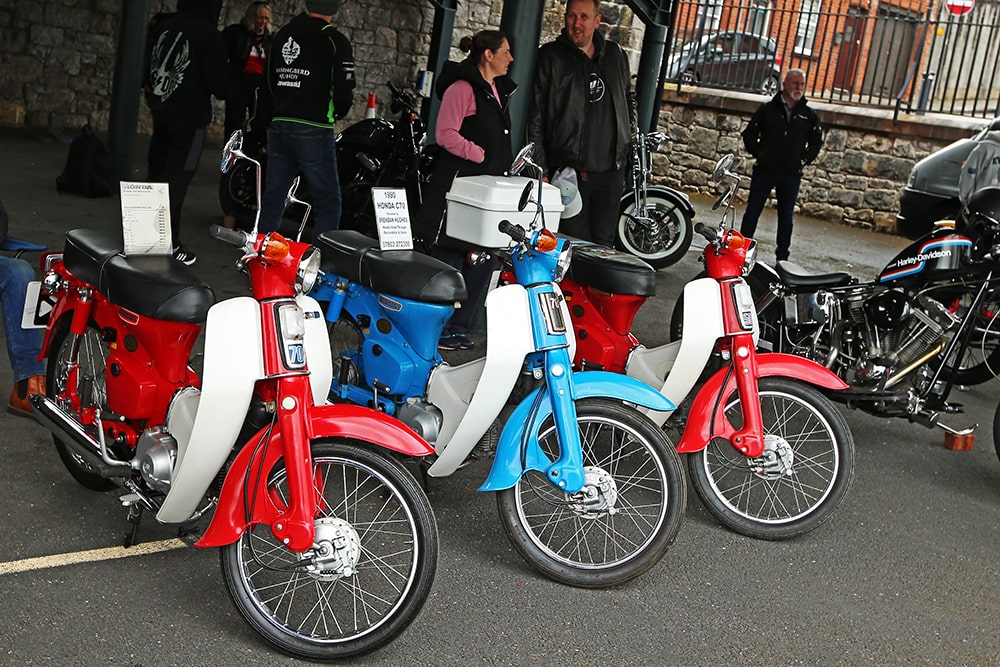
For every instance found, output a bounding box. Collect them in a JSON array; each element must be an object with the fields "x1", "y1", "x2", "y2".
[
  {"x1": 624, "y1": 185, "x2": 696, "y2": 219},
  {"x1": 196, "y1": 403, "x2": 433, "y2": 548},
  {"x1": 479, "y1": 370, "x2": 675, "y2": 492},
  {"x1": 676, "y1": 353, "x2": 847, "y2": 454}
]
